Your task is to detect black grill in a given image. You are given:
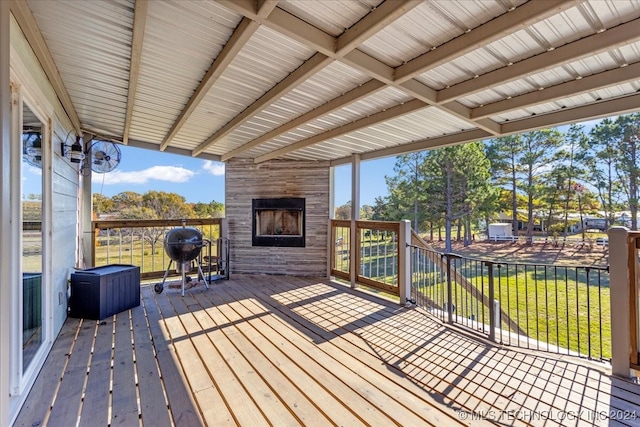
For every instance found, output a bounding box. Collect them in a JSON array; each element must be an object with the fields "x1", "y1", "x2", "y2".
[{"x1": 163, "y1": 227, "x2": 204, "y2": 263}]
